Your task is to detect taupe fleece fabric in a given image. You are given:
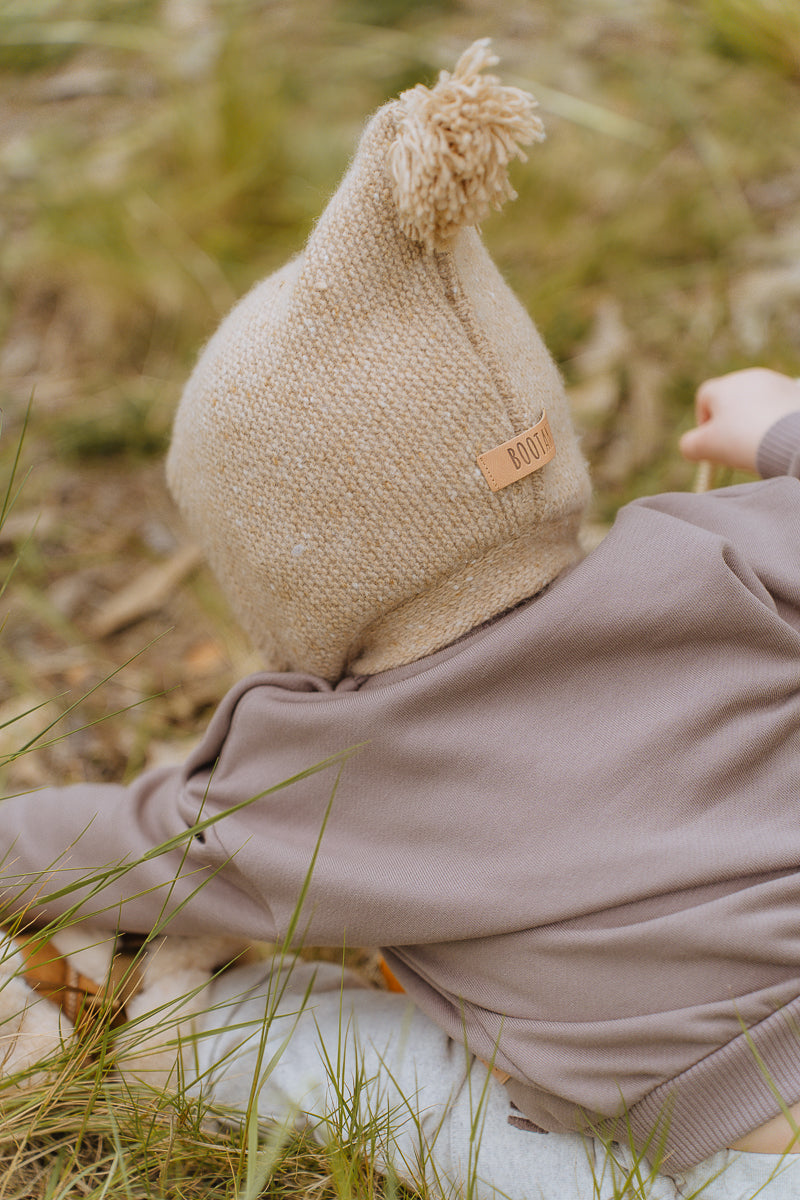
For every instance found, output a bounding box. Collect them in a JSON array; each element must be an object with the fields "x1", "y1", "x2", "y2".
[
  {"x1": 166, "y1": 46, "x2": 590, "y2": 681},
  {"x1": 4, "y1": 417, "x2": 800, "y2": 1172}
]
